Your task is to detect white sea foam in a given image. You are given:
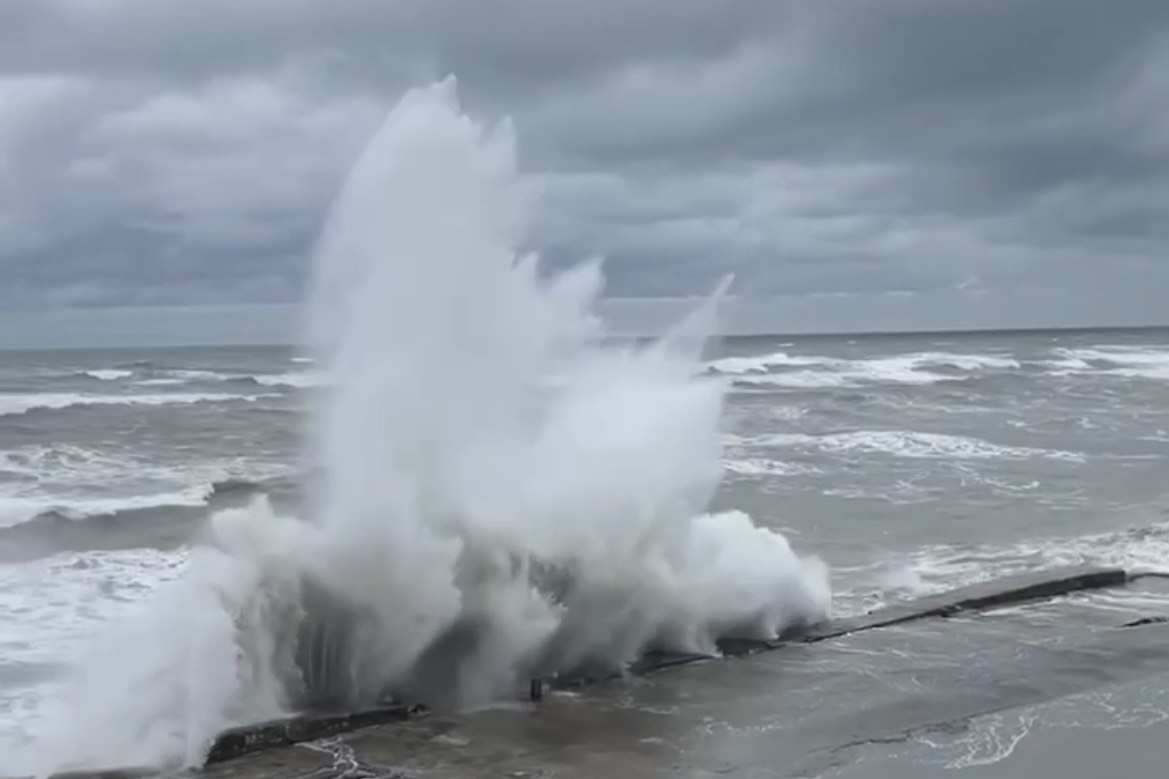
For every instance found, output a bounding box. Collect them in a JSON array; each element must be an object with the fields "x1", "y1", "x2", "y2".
[
  {"x1": 13, "y1": 78, "x2": 829, "y2": 775},
  {"x1": 832, "y1": 517, "x2": 1169, "y2": 622},
  {"x1": 163, "y1": 370, "x2": 231, "y2": 381},
  {"x1": 0, "y1": 444, "x2": 133, "y2": 481},
  {"x1": 252, "y1": 372, "x2": 324, "y2": 389},
  {"x1": 0, "y1": 444, "x2": 286, "y2": 488},
  {"x1": 0, "y1": 445, "x2": 294, "y2": 530},
  {"x1": 710, "y1": 352, "x2": 826, "y2": 374},
  {"x1": 0, "y1": 392, "x2": 278, "y2": 417},
  {"x1": 1047, "y1": 346, "x2": 1169, "y2": 381},
  {"x1": 79, "y1": 370, "x2": 133, "y2": 382},
  {"x1": 129, "y1": 370, "x2": 232, "y2": 386},
  {"x1": 132, "y1": 370, "x2": 321, "y2": 389},
  {"x1": 870, "y1": 519, "x2": 1169, "y2": 604},
  {"x1": 0, "y1": 548, "x2": 190, "y2": 765},
  {"x1": 739, "y1": 430, "x2": 1084, "y2": 462},
  {"x1": 0, "y1": 549, "x2": 189, "y2": 665},
  {"x1": 712, "y1": 351, "x2": 1020, "y2": 389},
  {"x1": 132, "y1": 378, "x2": 187, "y2": 386},
  {"x1": 0, "y1": 490, "x2": 212, "y2": 529},
  {"x1": 723, "y1": 458, "x2": 820, "y2": 478}
]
